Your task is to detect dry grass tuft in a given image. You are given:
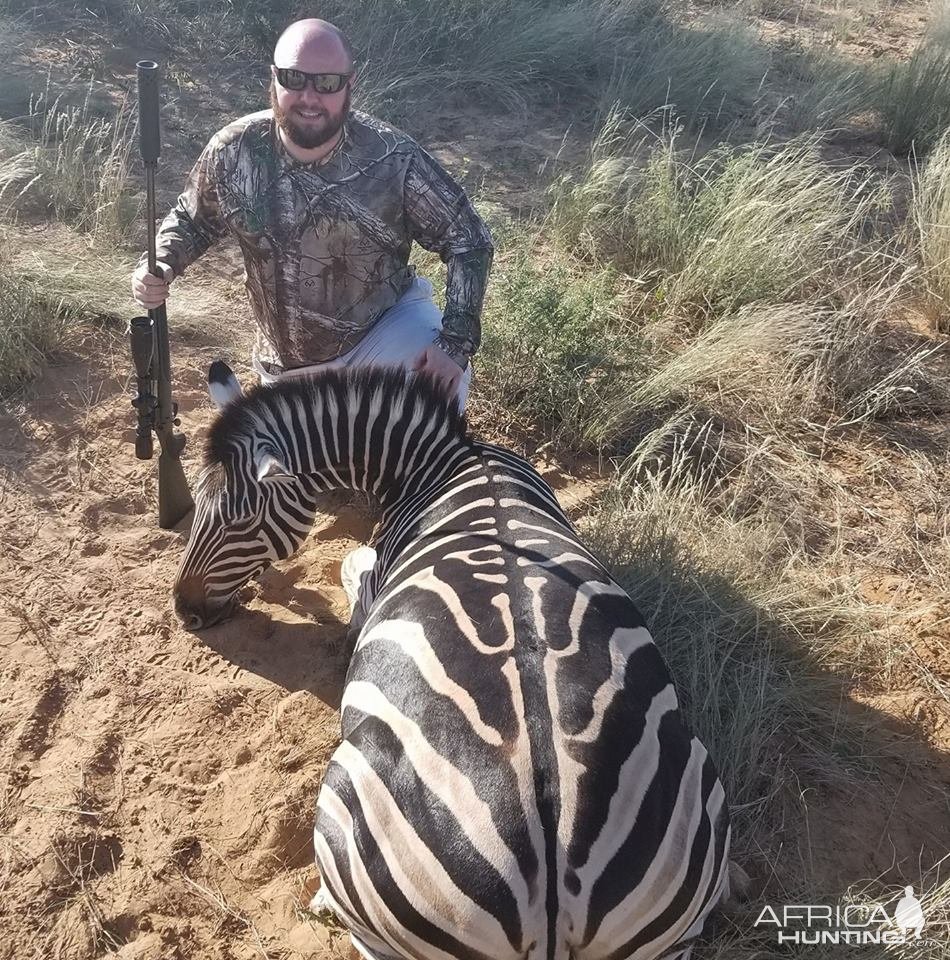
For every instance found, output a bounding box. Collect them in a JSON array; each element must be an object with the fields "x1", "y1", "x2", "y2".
[
  {"x1": 876, "y1": 41, "x2": 950, "y2": 156},
  {"x1": 912, "y1": 129, "x2": 950, "y2": 331},
  {"x1": 0, "y1": 226, "x2": 130, "y2": 395},
  {"x1": 704, "y1": 861, "x2": 950, "y2": 958},
  {"x1": 549, "y1": 111, "x2": 893, "y2": 319},
  {"x1": 24, "y1": 81, "x2": 138, "y2": 244},
  {"x1": 0, "y1": 255, "x2": 74, "y2": 395},
  {"x1": 584, "y1": 449, "x2": 886, "y2": 849}
]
